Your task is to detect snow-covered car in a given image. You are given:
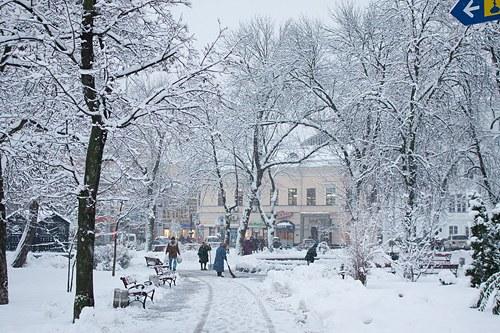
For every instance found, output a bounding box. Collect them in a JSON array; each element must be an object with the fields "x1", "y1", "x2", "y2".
[{"x1": 443, "y1": 235, "x2": 471, "y2": 251}]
